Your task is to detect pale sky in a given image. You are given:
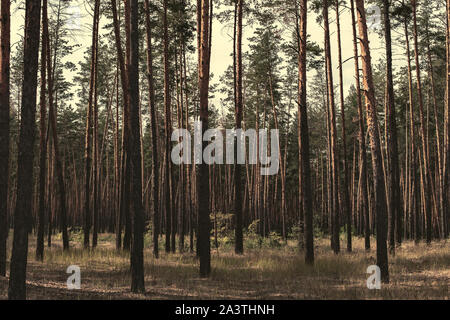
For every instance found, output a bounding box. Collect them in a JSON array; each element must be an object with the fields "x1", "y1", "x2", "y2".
[{"x1": 9, "y1": 1, "x2": 389, "y2": 113}]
